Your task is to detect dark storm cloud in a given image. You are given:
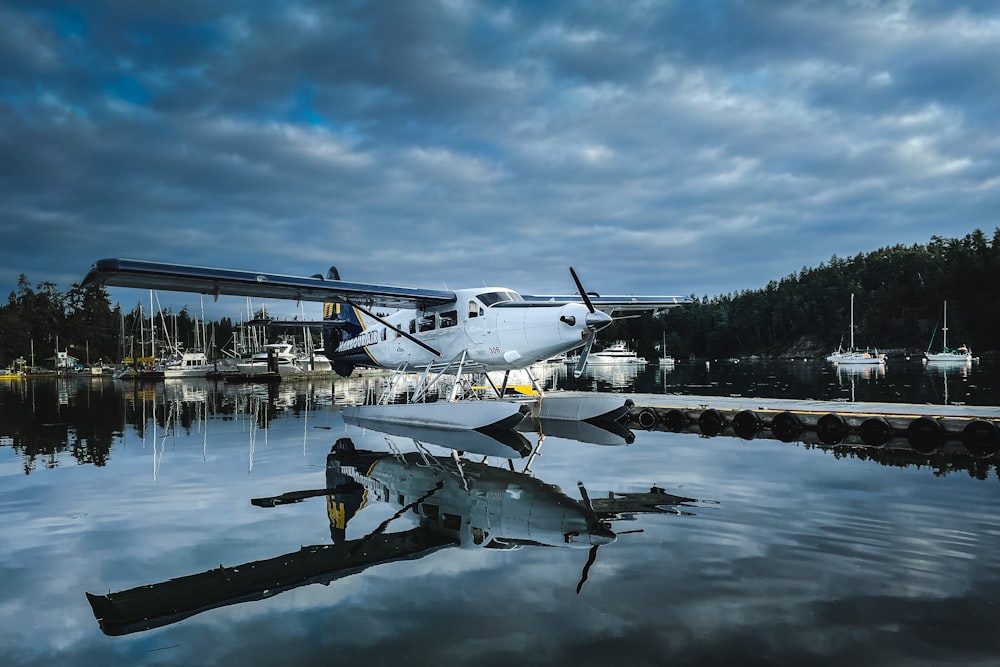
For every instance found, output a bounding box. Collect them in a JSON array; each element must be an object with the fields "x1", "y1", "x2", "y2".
[{"x1": 1, "y1": 0, "x2": 998, "y2": 319}]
